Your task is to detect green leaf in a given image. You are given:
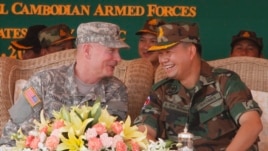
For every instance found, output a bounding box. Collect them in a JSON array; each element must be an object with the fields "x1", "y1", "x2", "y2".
[
  {"x1": 74, "y1": 110, "x2": 83, "y2": 121},
  {"x1": 61, "y1": 106, "x2": 71, "y2": 122},
  {"x1": 87, "y1": 100, "x2": 102, "y2": 126},
  {"x1": 91, "y1": 106, "x2": 101, "y2": 125},
  {"x1": 90, "y1": 100, "x2": 101, "y2": 116}
]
